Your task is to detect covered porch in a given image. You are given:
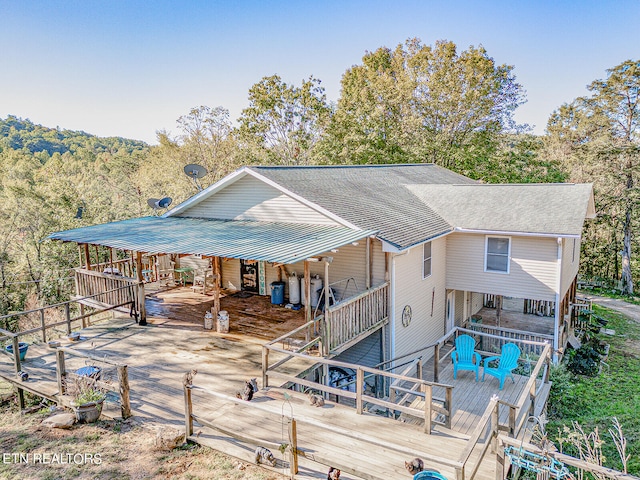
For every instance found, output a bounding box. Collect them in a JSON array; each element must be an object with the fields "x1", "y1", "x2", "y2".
[
  {"x1": 48, "y1": 216, "x2": 389, "y2": 357},
  {"x1": 449, "y1": 278, "x2": 580, "y2": 358}
]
